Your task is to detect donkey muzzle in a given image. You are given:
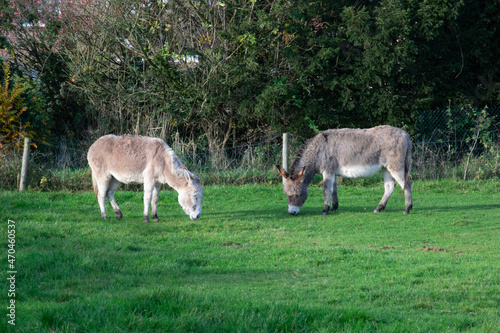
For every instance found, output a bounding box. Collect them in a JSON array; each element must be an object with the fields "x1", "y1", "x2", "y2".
[
  {"x1": 288, "y1": 206, "x2": 300, "y2": 215},
  {"x1": 190, "y1": 213, "x2": 201, "y2": 220}
]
